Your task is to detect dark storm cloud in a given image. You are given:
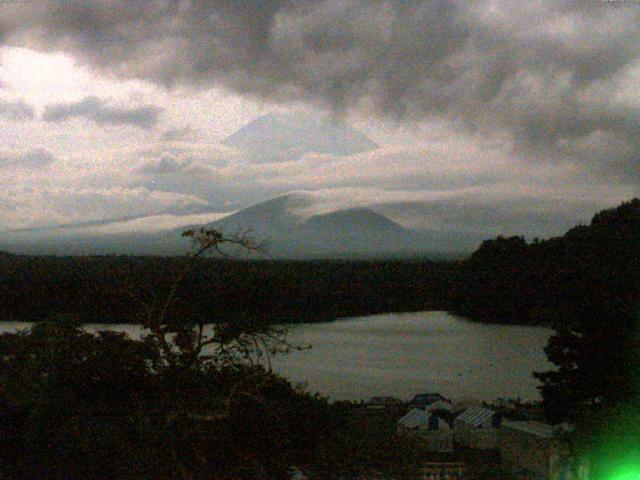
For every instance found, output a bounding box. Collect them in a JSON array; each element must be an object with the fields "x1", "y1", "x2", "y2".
[
  {"x1": 0, "y1": 147, "x2": 55, "y2": 168},
  {"x1": 2, "y1": 1, "x2": 639, "y2": 179},
  {"x1": 0, "y1": 99, "x2": 35, "y2": 120},
  {"x1": 42, "y1": 96, "x2": 162, "y2": 128}
]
